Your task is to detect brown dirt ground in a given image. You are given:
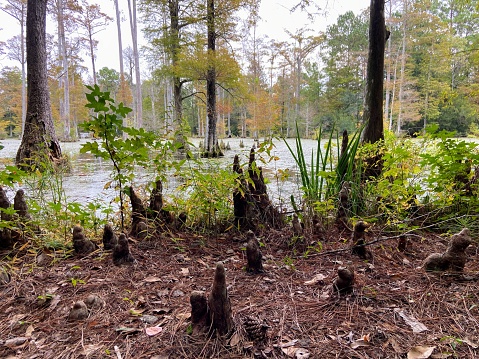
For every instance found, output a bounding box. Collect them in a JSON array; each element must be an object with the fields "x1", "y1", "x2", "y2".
[{"x1": 1, "y1": 224, "x2": 478, "y2": 359}]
